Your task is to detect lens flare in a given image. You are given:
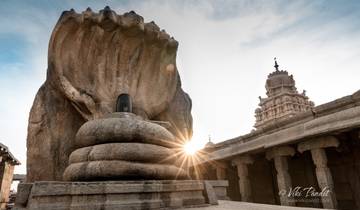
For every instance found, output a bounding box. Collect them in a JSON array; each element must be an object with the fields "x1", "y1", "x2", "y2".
[{"x1": 183, "y1": 141, "x2": 198, "y2": 155}]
